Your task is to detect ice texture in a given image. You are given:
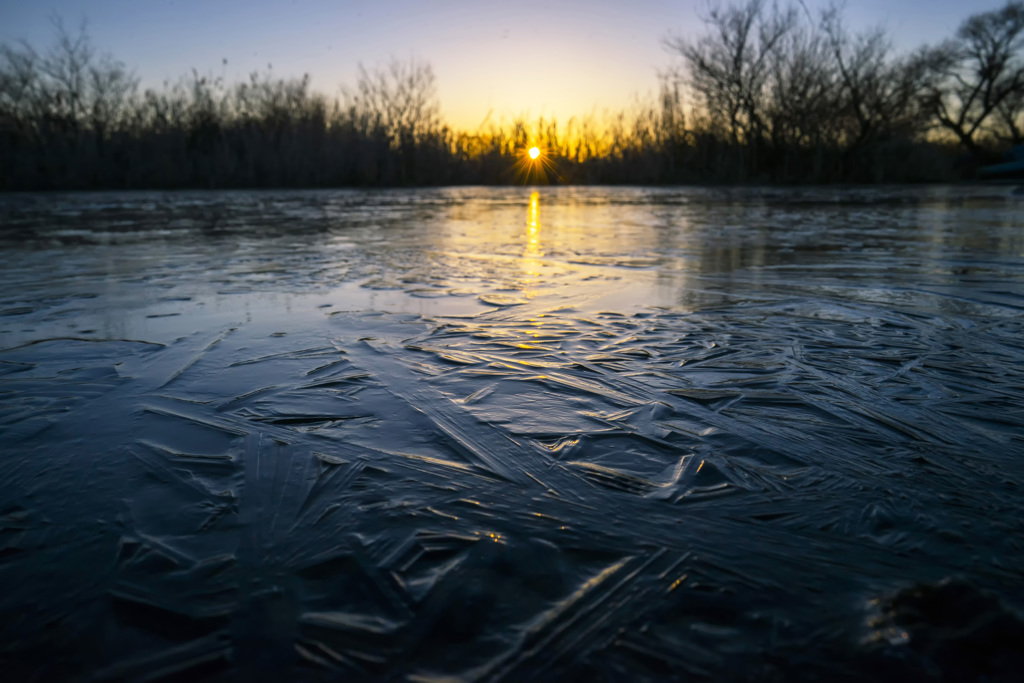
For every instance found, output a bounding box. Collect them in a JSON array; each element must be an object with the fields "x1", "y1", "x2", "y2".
[{"x1": 1, "y1": 186, "x2": 1023, "y2": 681}]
